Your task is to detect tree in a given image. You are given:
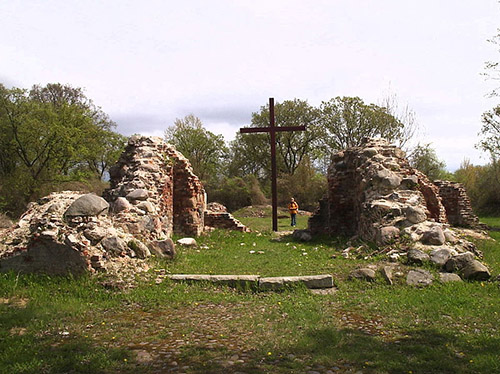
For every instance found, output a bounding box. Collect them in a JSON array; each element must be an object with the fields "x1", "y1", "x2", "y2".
[
  {"x1": 483, "y1": 29, "x2": 500, "y2": 97},
  {"x1": 318, "y1": 96, "x2": 413, "y2": 154},
  {"x1": 230, "y1": 99, "x2": 321, "y2": 179},
  {"x1": 165, "y1": 114, "x2": 228, "y2": 183},
  {"x1": 478, "y1": 105, "x2": 500, "y2": 160},
  {"x1": 408, "y1": 143, "x2": 451, "y2": 181},
  {"x1": 454, "y1": 159, "x2": 500, "y2": 215},
  {"x1": 478, "y1": 29, "x2": 500, "y2": 160},
  {"x1": 378, "y1": 93, "x2": 419, "y2": 149},
  {"x1": 0, "y1": 83, "x2": 124, "y2": 216}
]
